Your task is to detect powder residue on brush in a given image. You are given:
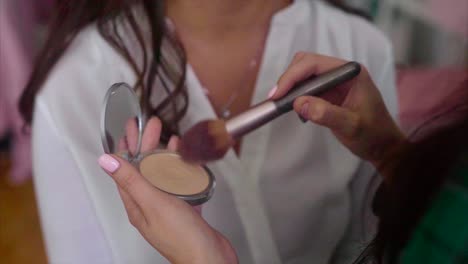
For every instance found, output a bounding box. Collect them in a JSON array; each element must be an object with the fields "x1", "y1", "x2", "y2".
[
  {"x1": 180, "y1": 119, "x2": 233, "y2": 163},
  {"x1": 139, "y1": 153, "x2": 209, "y2": 195}
]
